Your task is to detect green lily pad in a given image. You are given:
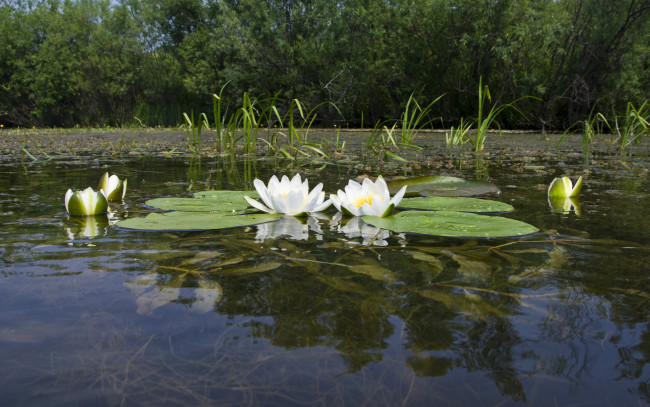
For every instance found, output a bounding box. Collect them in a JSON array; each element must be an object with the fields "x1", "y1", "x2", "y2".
[
  {"x1": 387, "y1": 175, "x2": 500, "y2": 197},
  {"x1": 362, "y1": 210, "x2": 538, "y2": 238},
  {"x1": 116, "y1": 211, "x2": 282, "y2": 231},
  {"x1": 193, "y1": 190, "x2": 259, "y2": 200},
  {"x1": 398, "y1": 196, "x2": 514, "y2": 213},
  {"x1": 146, "y1": 190, "x2": 258, "y2": 212}
]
